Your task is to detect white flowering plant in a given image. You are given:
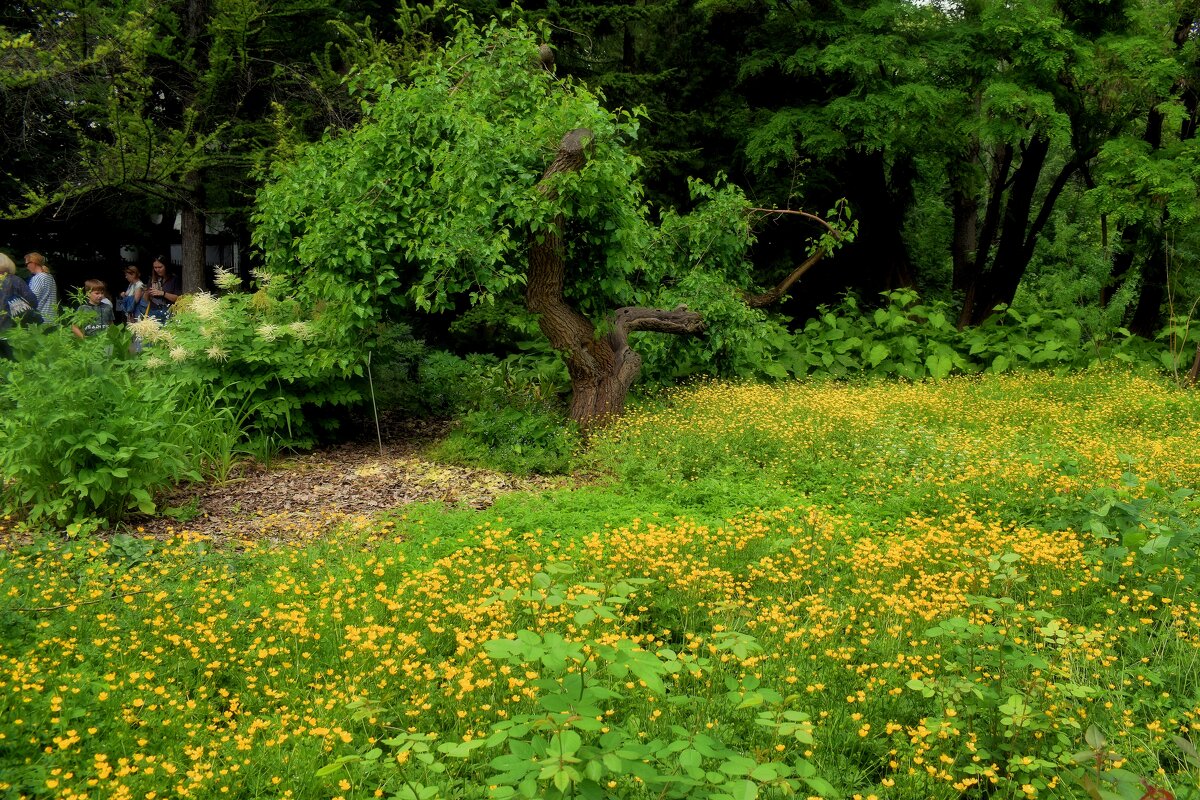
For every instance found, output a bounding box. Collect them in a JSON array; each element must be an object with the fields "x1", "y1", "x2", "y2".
[{"x1": 152, "y1": 266, "x2": 369, "y2": 446}]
